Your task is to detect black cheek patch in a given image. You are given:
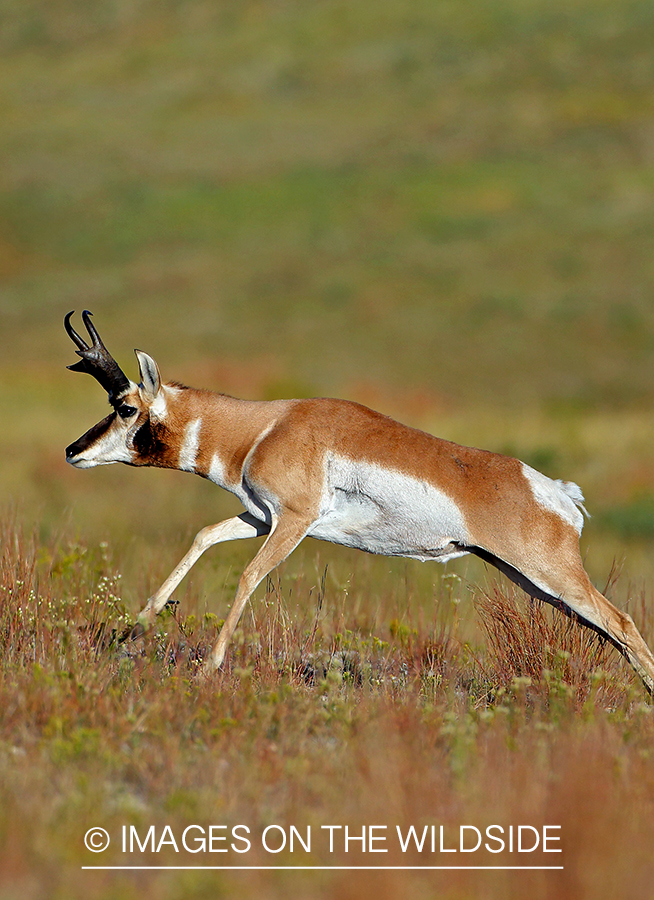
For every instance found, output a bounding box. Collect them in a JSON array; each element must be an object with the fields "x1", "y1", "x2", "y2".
[
  {"x1": 66, "y1": 412, "x2": 117, "y2": 459},
  {"x1": 132, "y1": 419, "x2": 167, "y2": 461}
]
